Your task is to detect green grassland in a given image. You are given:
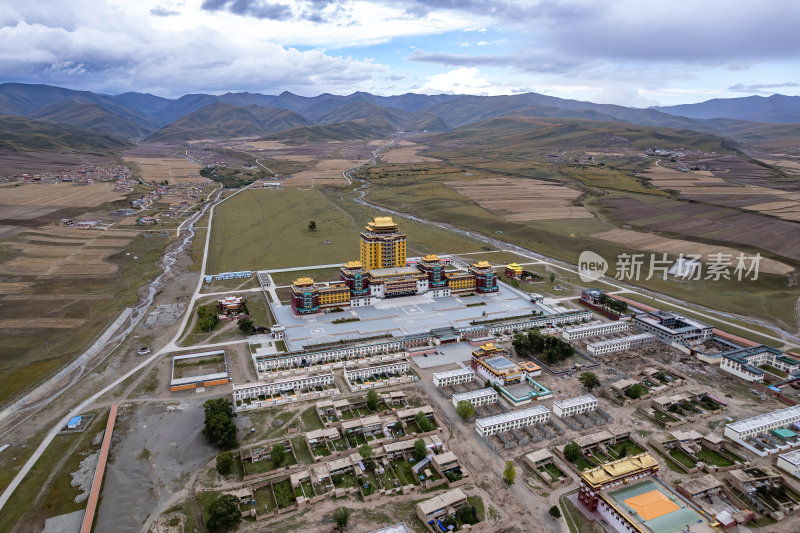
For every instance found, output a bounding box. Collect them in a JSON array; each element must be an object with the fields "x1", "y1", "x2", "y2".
[
  {"x1": 0, "y1": 233, "x2": 173, "y2": 406},
  {"x1": 0, "y1": 409, "x2": 109, "y2": 533},
  {"x1": 358, "y1": 160, "x2": 800, "y2": 335},
  {"x1": 206, "y1": 188, "x2": 489, "y2": 273}
]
